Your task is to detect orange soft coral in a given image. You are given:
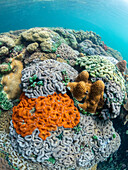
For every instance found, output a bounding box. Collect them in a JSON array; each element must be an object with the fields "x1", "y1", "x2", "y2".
[
  {"x1": 12, "y1": 92, "x2": 80, "y2": 140},
  {"x1": 67, "y1": 70, "x2": 105, "y2": 114}
]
